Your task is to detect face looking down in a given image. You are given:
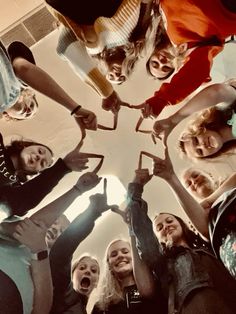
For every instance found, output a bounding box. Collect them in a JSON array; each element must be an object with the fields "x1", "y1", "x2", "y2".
[
  {"x1": 20, "y1": 145, "x2": 53, "y2": 173},
  {"x1": 148, "y1": 49, "x2": 175, "y2": 79},
  {"x1": 106, "y1": 62, "x2": 126, "y2": 85},
  {"x1": 72, "y1": 257, "x2": 99, "y2": 297},
  {"x1": 45, "y1": 215, "x2": 70, "y2": 249},
  {"x1": 5, "y1": 88, "x2": 38, "y2": 120},
  {"x1": 154, "y1": 214, "x2": 184, "y2": 247},
  {"x1": 107, "y1": 240, "x2": 133, "y2": 278},
  {"x1": 181, "y1": 129, "x2": 224, "y2": 158},
  {"x1": 183, "y1": 169, "x2": 214, "y2": 199}
]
